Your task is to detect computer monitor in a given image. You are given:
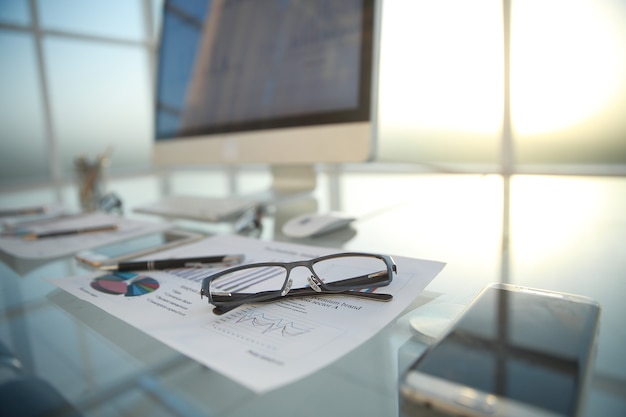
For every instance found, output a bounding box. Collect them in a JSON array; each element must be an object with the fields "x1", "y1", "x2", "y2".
[{"x1": 153, "y1": 0, "x2": 381, "y2": 194}]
